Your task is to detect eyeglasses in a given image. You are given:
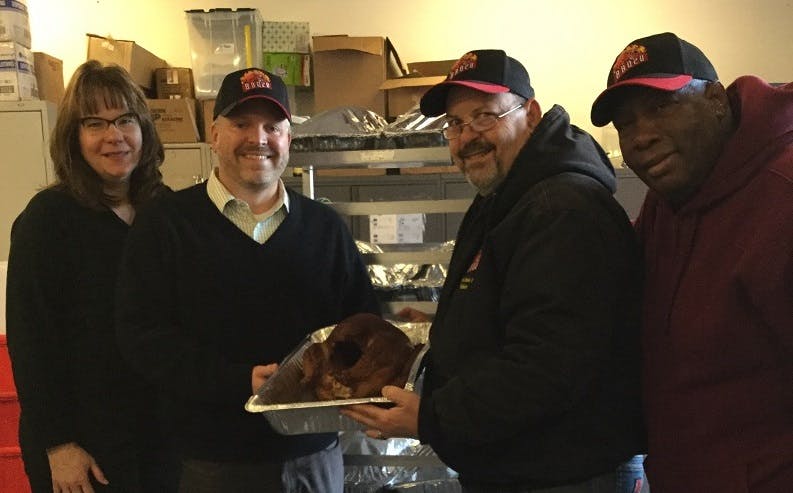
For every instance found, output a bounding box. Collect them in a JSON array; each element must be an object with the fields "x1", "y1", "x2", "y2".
[
  {"x1": 80, "y1": 113, "x2": 140, "y2": 134},
  {"x1": 441, "y1": 103, "x2": 524, "y2": 140}
]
